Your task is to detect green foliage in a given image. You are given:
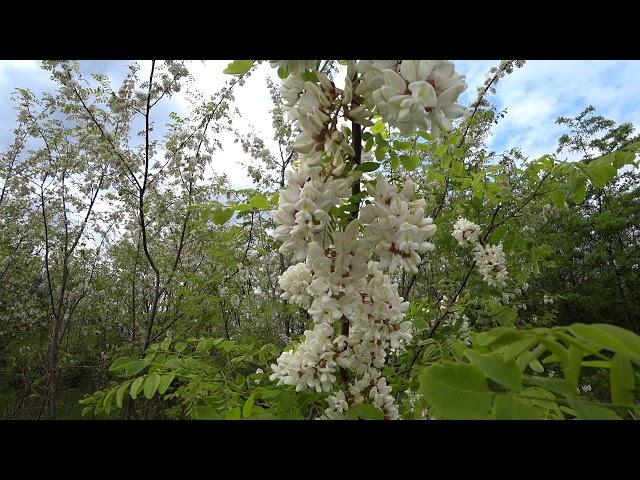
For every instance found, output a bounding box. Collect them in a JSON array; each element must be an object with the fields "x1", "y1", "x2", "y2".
[
  {"x1": 223, "y1": 60, "x2": 254, "y2": 75},
  {"x1": 417, "y1": 324, "x2": 640, "y2": 419},
  {"x1": 81, "y1": 337, "x2": 330, "y2": 420},
  {"x1": 2, "y1": 60, "x2": 639, "y2": 421}
]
